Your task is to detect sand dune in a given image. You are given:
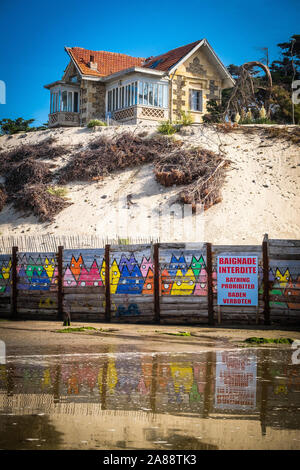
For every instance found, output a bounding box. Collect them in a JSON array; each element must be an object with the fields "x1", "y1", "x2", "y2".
[{"x1": 0, "y1": 124, "x2": 299, "y2": 245}]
